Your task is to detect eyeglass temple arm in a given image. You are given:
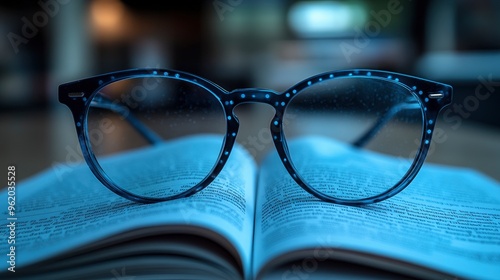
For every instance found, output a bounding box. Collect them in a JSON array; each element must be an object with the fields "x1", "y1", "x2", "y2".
[
  {"x1": 90, "y1": 95, "x2": 163, "y2": 145},
  {"x1": 353, "y1": 100, "x2": 420, "y2": 148}
]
